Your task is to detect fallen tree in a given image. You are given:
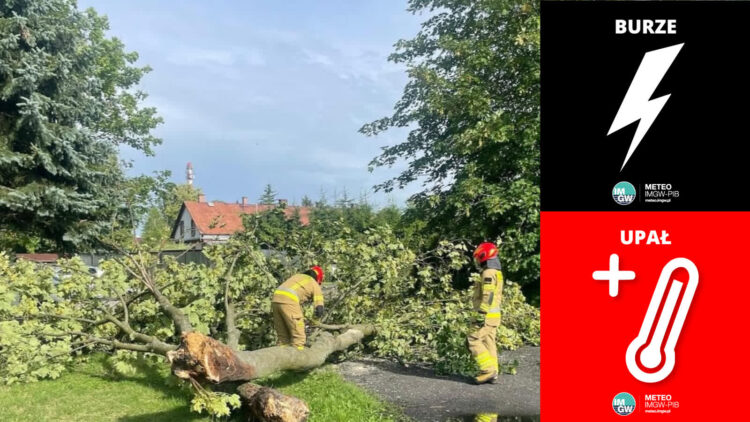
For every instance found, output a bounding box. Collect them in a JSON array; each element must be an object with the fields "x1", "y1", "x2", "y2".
[
  {"x1": 168, "y1": 325, "x2": 376, "y2": 383},
  {"x1": 1, "y1": 215, "x2": 539, "y2": 419},
  {"x1": 166, "y1": 326, "x2": 376, "y2": 421},
  {"x1": 0, "y1": 246, "x2": 377, "y2": 420}
]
